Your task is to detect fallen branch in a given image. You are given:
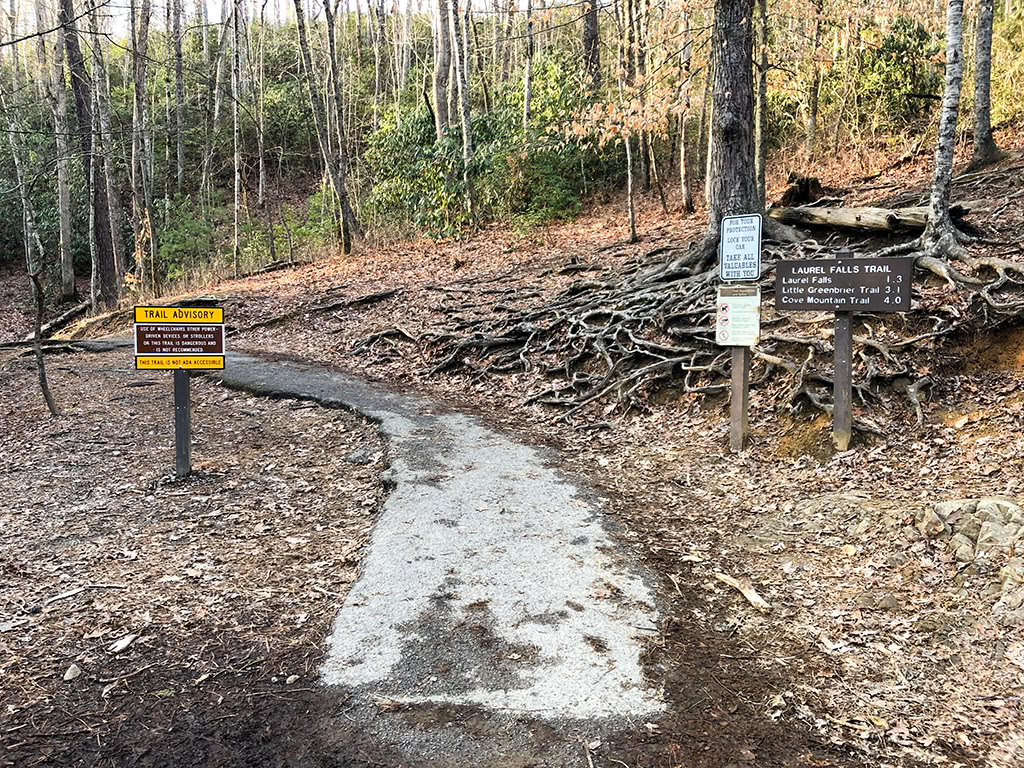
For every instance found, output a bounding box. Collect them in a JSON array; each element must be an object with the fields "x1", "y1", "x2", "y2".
[
  {"x1": 43, "y1": 583, "x2": 128, "y2": 607},
  {"x1": 715, "y1": 573, "x2": 771, "y2": 612}
]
